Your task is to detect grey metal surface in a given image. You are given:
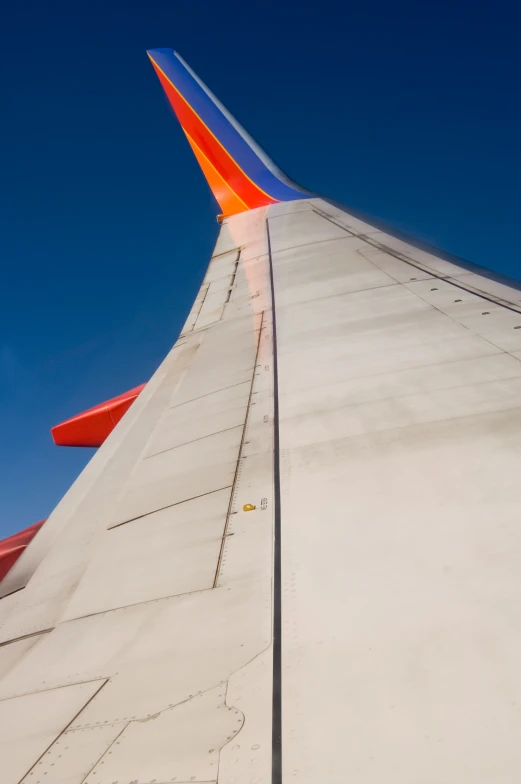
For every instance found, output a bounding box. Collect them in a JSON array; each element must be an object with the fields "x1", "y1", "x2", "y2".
[
  {"x1": 0, "y1": 680, "x2": 105, "y2": 783},
  {"x1": 19, "y1": 724, "x2": 125, "y2": 784},
  {"x1": 62, "y1": 488, "x2": 232, "y2": 620},
  {"x1": 272, "y1": 198, "x2": 521, "y2": 783},
  {"x1": 84, "y1": 685, "x2": 242, "y2": 784},
  {"x1": 0, "y1": 208, "x2": 275, "y2": 782},
  {"x1": 1, "y1": 196, "x2": 521, "y2": 783}
]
